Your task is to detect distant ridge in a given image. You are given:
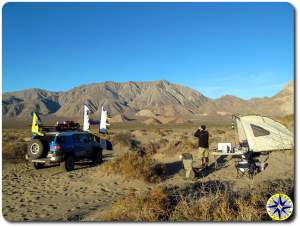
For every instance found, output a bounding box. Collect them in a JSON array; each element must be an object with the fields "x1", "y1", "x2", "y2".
[{"x1": 2, "y1": 80, "x2": 293, "y2": 121}]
